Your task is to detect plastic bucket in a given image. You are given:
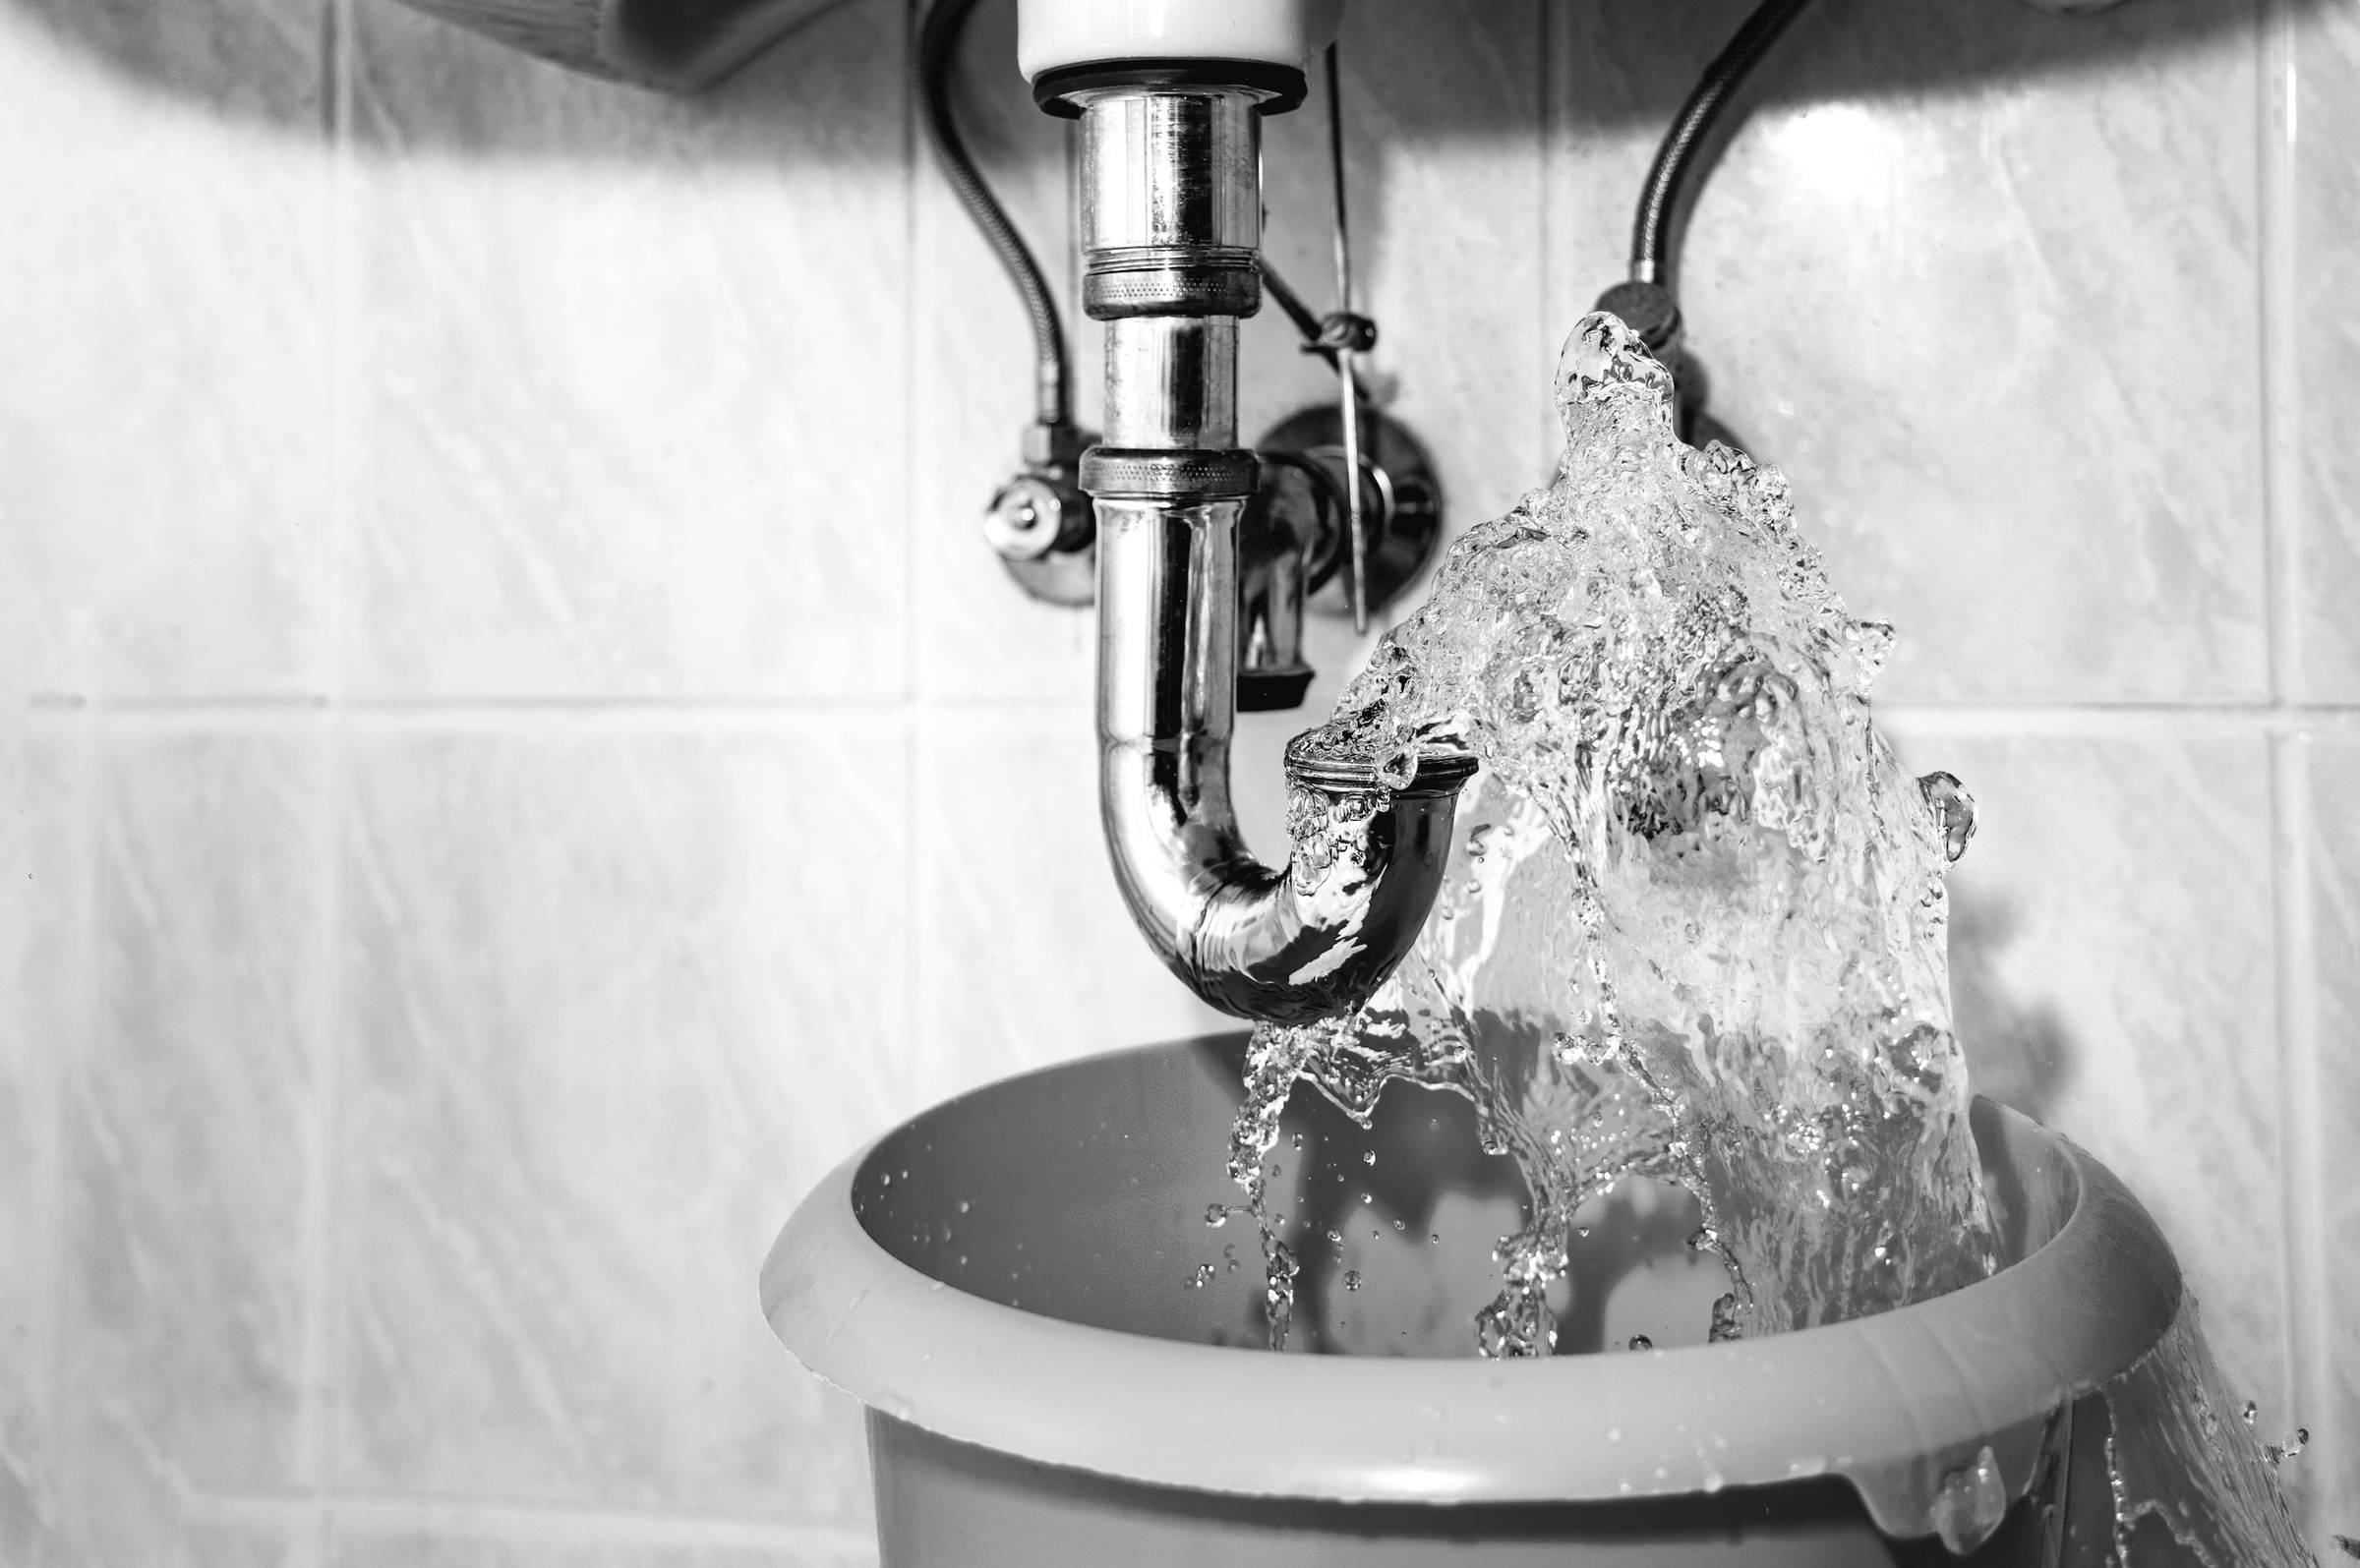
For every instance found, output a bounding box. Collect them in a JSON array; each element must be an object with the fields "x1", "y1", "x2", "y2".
[{"x1": 764, "y1": 1035, "x2": 2180, "y2": 1564}]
